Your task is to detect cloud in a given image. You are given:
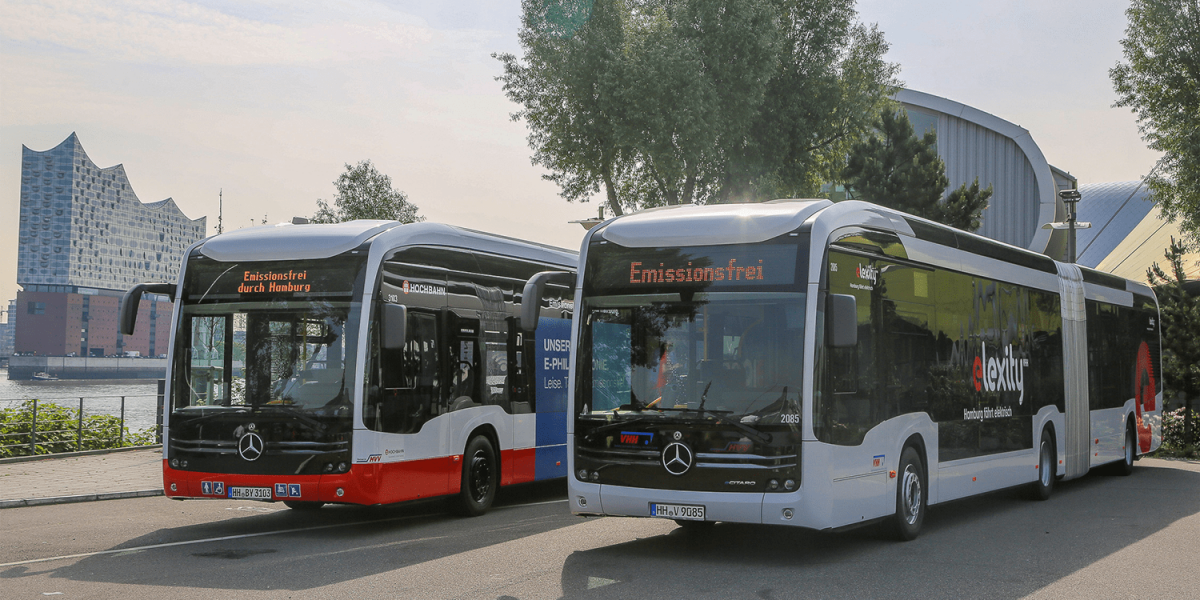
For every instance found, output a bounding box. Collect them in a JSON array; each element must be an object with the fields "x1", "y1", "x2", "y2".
[{"x1": 0, "y1": 0, "x2": 436, "y2": 66}]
